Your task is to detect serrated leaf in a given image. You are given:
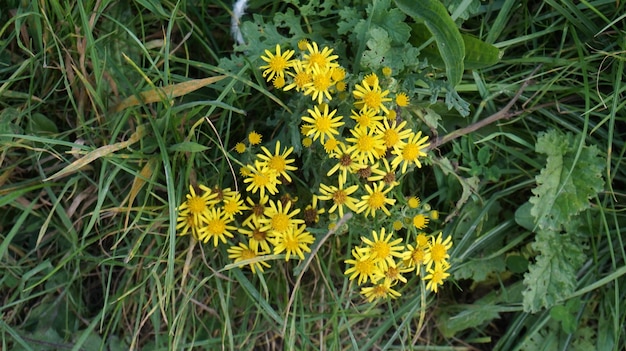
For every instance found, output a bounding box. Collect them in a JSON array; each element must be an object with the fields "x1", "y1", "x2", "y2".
[
  {"x1": 530, "y1": 130, "x2": 604, "y2": 231},
  {"x1": 395, "y1": 0, "x2": 465, "y2": 86},
  {"x1": 369, "y1": 0, "x2": 411, "y2": 44},
  {"x1": 522, "y1": 229, "x2": 586, "y2": 313}
]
